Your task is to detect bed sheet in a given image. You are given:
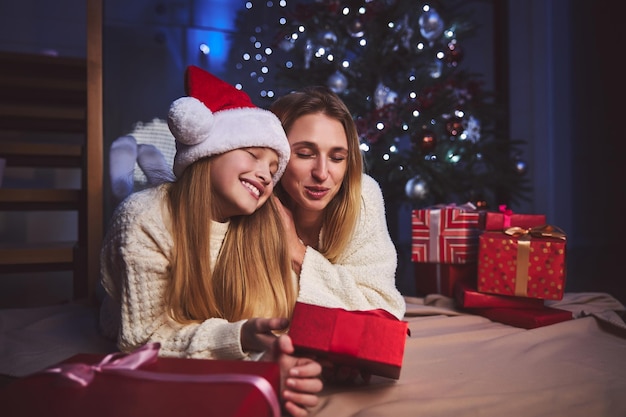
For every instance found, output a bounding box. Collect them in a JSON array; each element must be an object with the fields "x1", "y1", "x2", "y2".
[
  {"x1": 0, "y1": 293, "x2": 624, "y2": 417},
  {"x1": 308, "y1": 293, "x2": 626, "y2": 417}
]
